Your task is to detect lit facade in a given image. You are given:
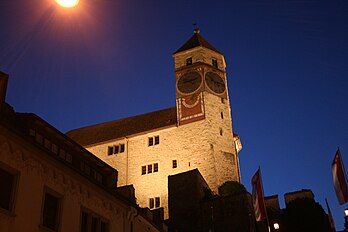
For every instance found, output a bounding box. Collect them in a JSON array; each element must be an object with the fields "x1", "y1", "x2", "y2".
[{"x1": 67, "y1": 31, "x2": 242, "y2": 218}]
